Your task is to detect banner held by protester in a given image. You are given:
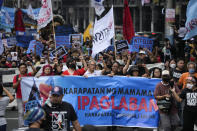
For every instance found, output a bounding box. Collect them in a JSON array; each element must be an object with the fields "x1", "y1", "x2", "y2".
[{"x1": 21, "y1": 76, "x2": 160, "y2": 128}]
